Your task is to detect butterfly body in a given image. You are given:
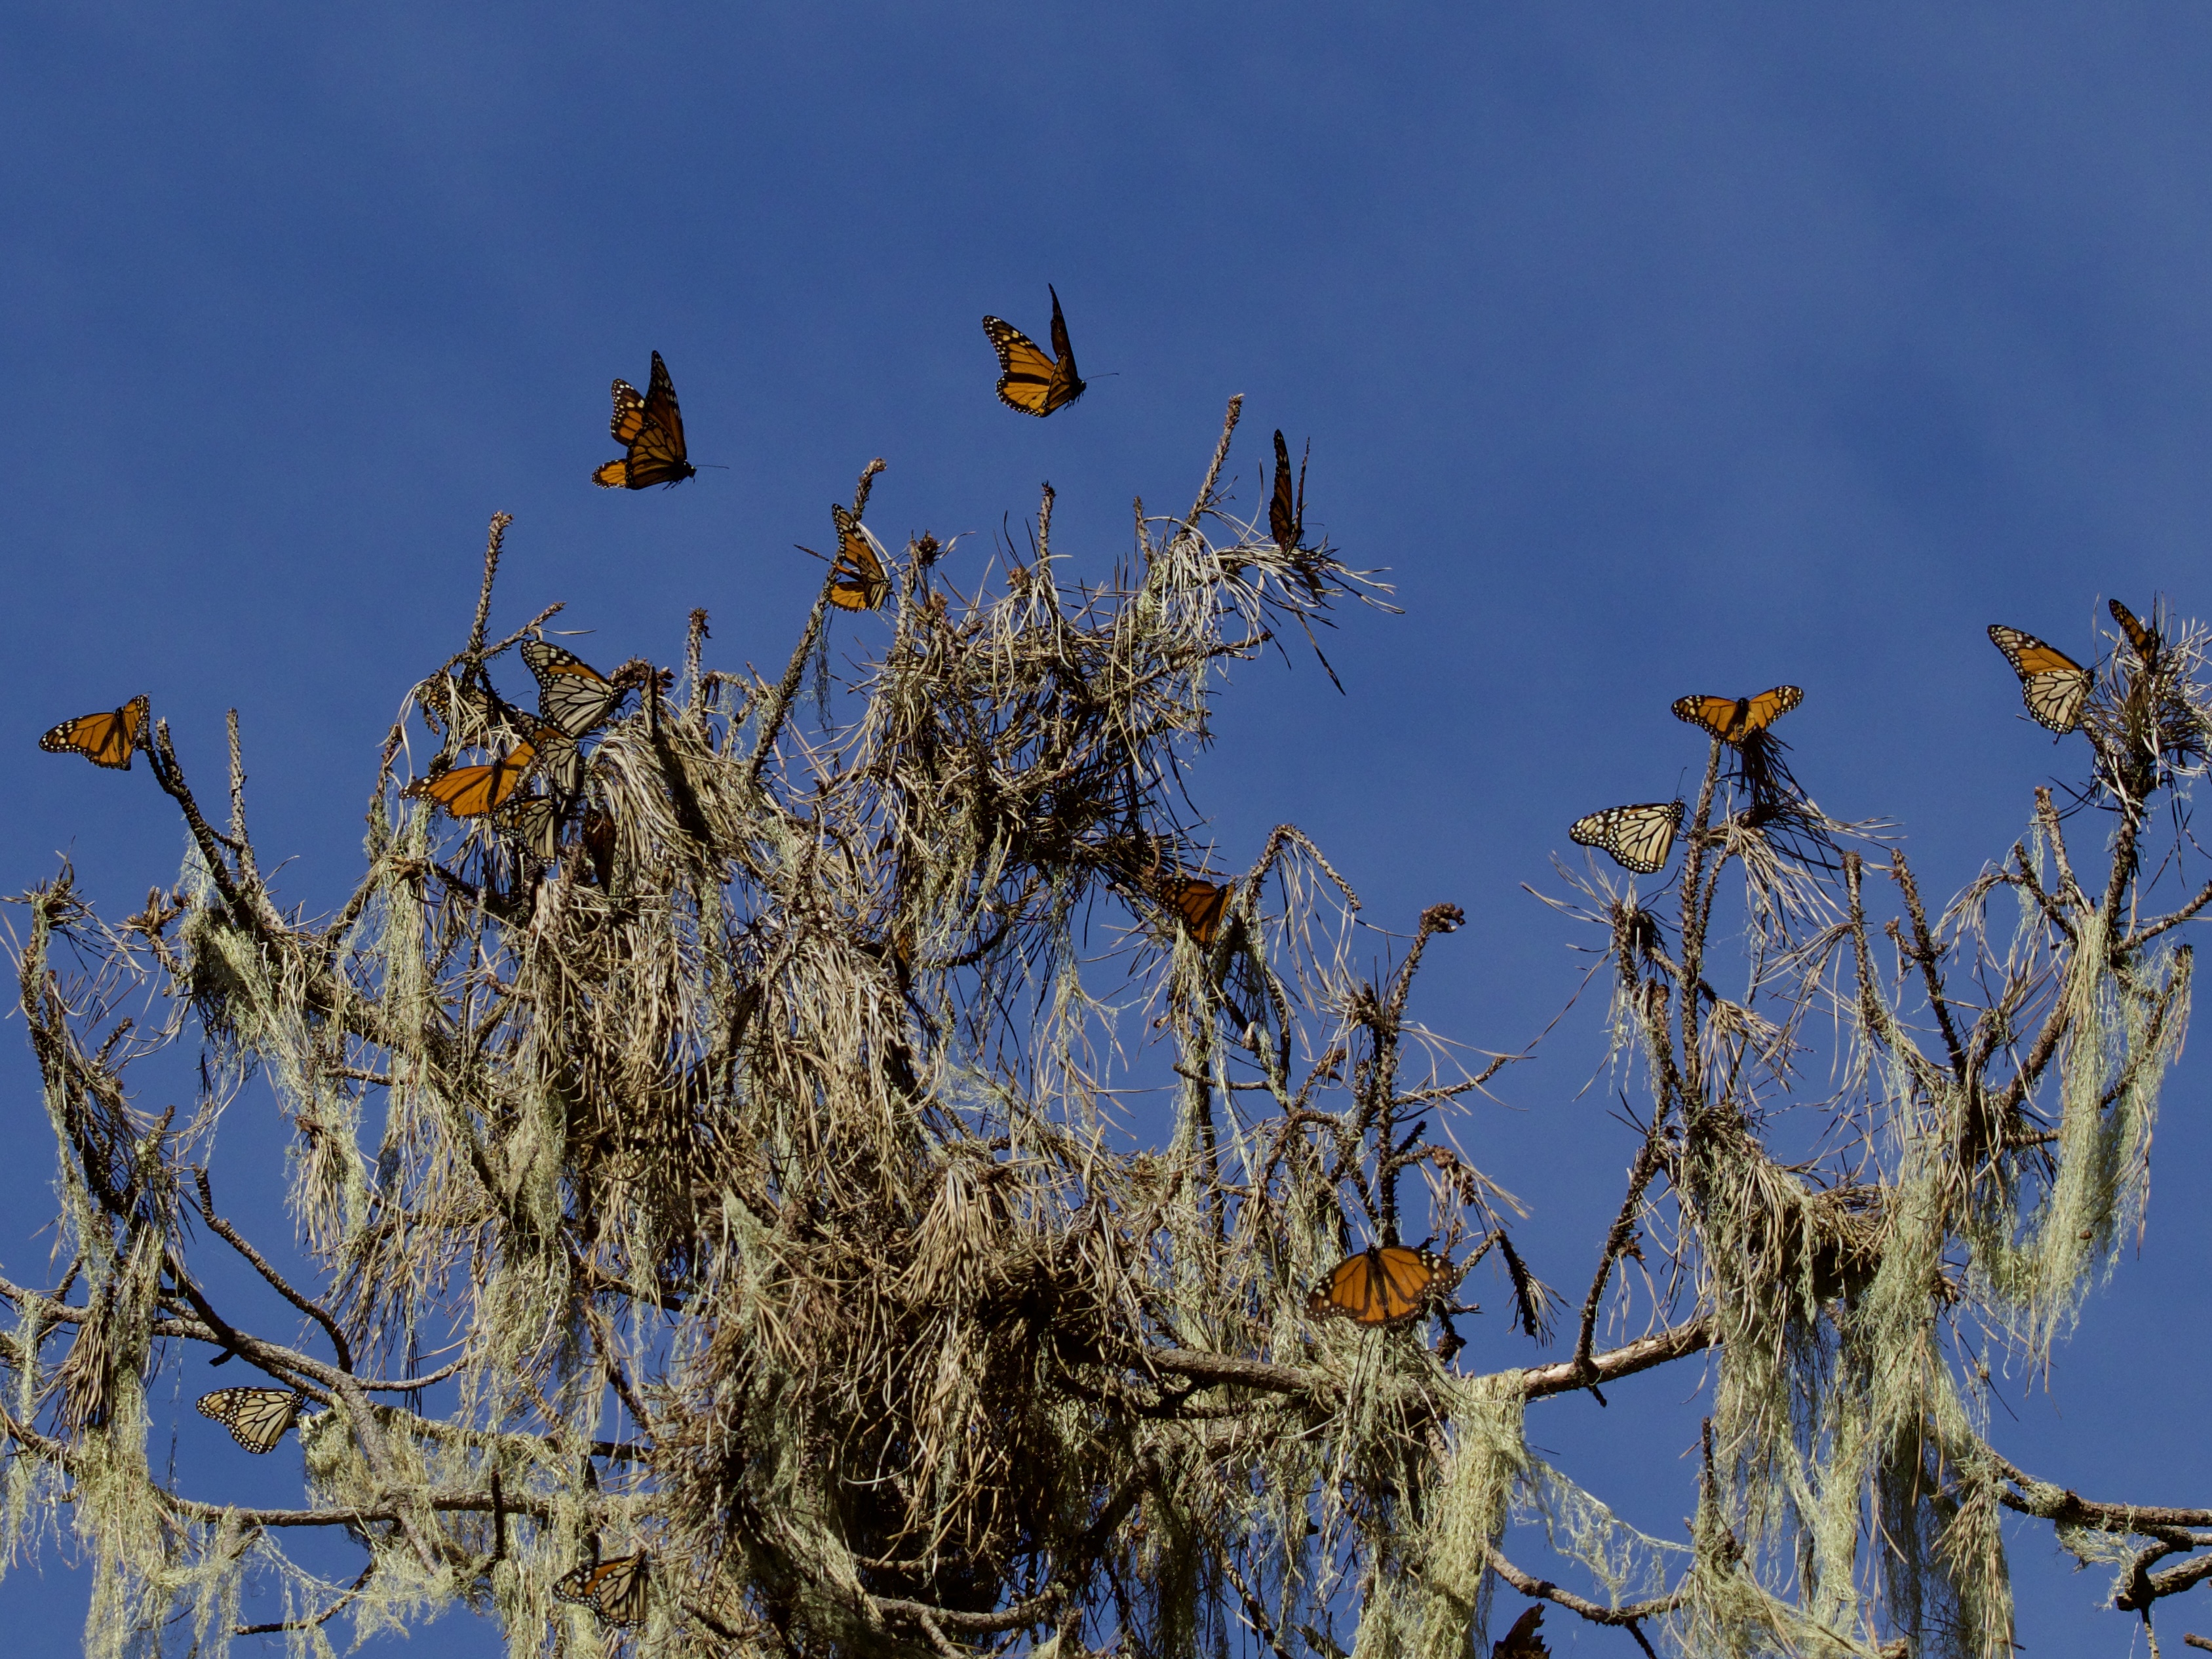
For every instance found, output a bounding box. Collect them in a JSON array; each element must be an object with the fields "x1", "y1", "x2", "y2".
[
  {"x1": 1569, "y1": 800, "x2": 1684, "y2": 874},
  {"x1": 1988, "y1": 625, "x2": 2089, "y2": 734},
  {"x1": 197, "y1": 1386, "x2": 303, "y2": 1453},
  {"x1": 1671, "y1": 686, "x2": 1802, "y2": 745},
  {"x1": 41, "y1": 696, "x2": 150, "y2": 770},
  {"x1": 554, "y1": 1553, "x2": 650, "y2": 1628},
  {"x1": 828, "y1": 505, "x2": 891, "y2": 611},
  {"x1": 594, "y1": 351, "x2": 694, "y2": 488},
  {"x1": 982, "y1": 285, "x2": 1085, "y2": 416},
  {"x1": 1307, "y1": 1245, "x2": 1452, "y2": 1327}
]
